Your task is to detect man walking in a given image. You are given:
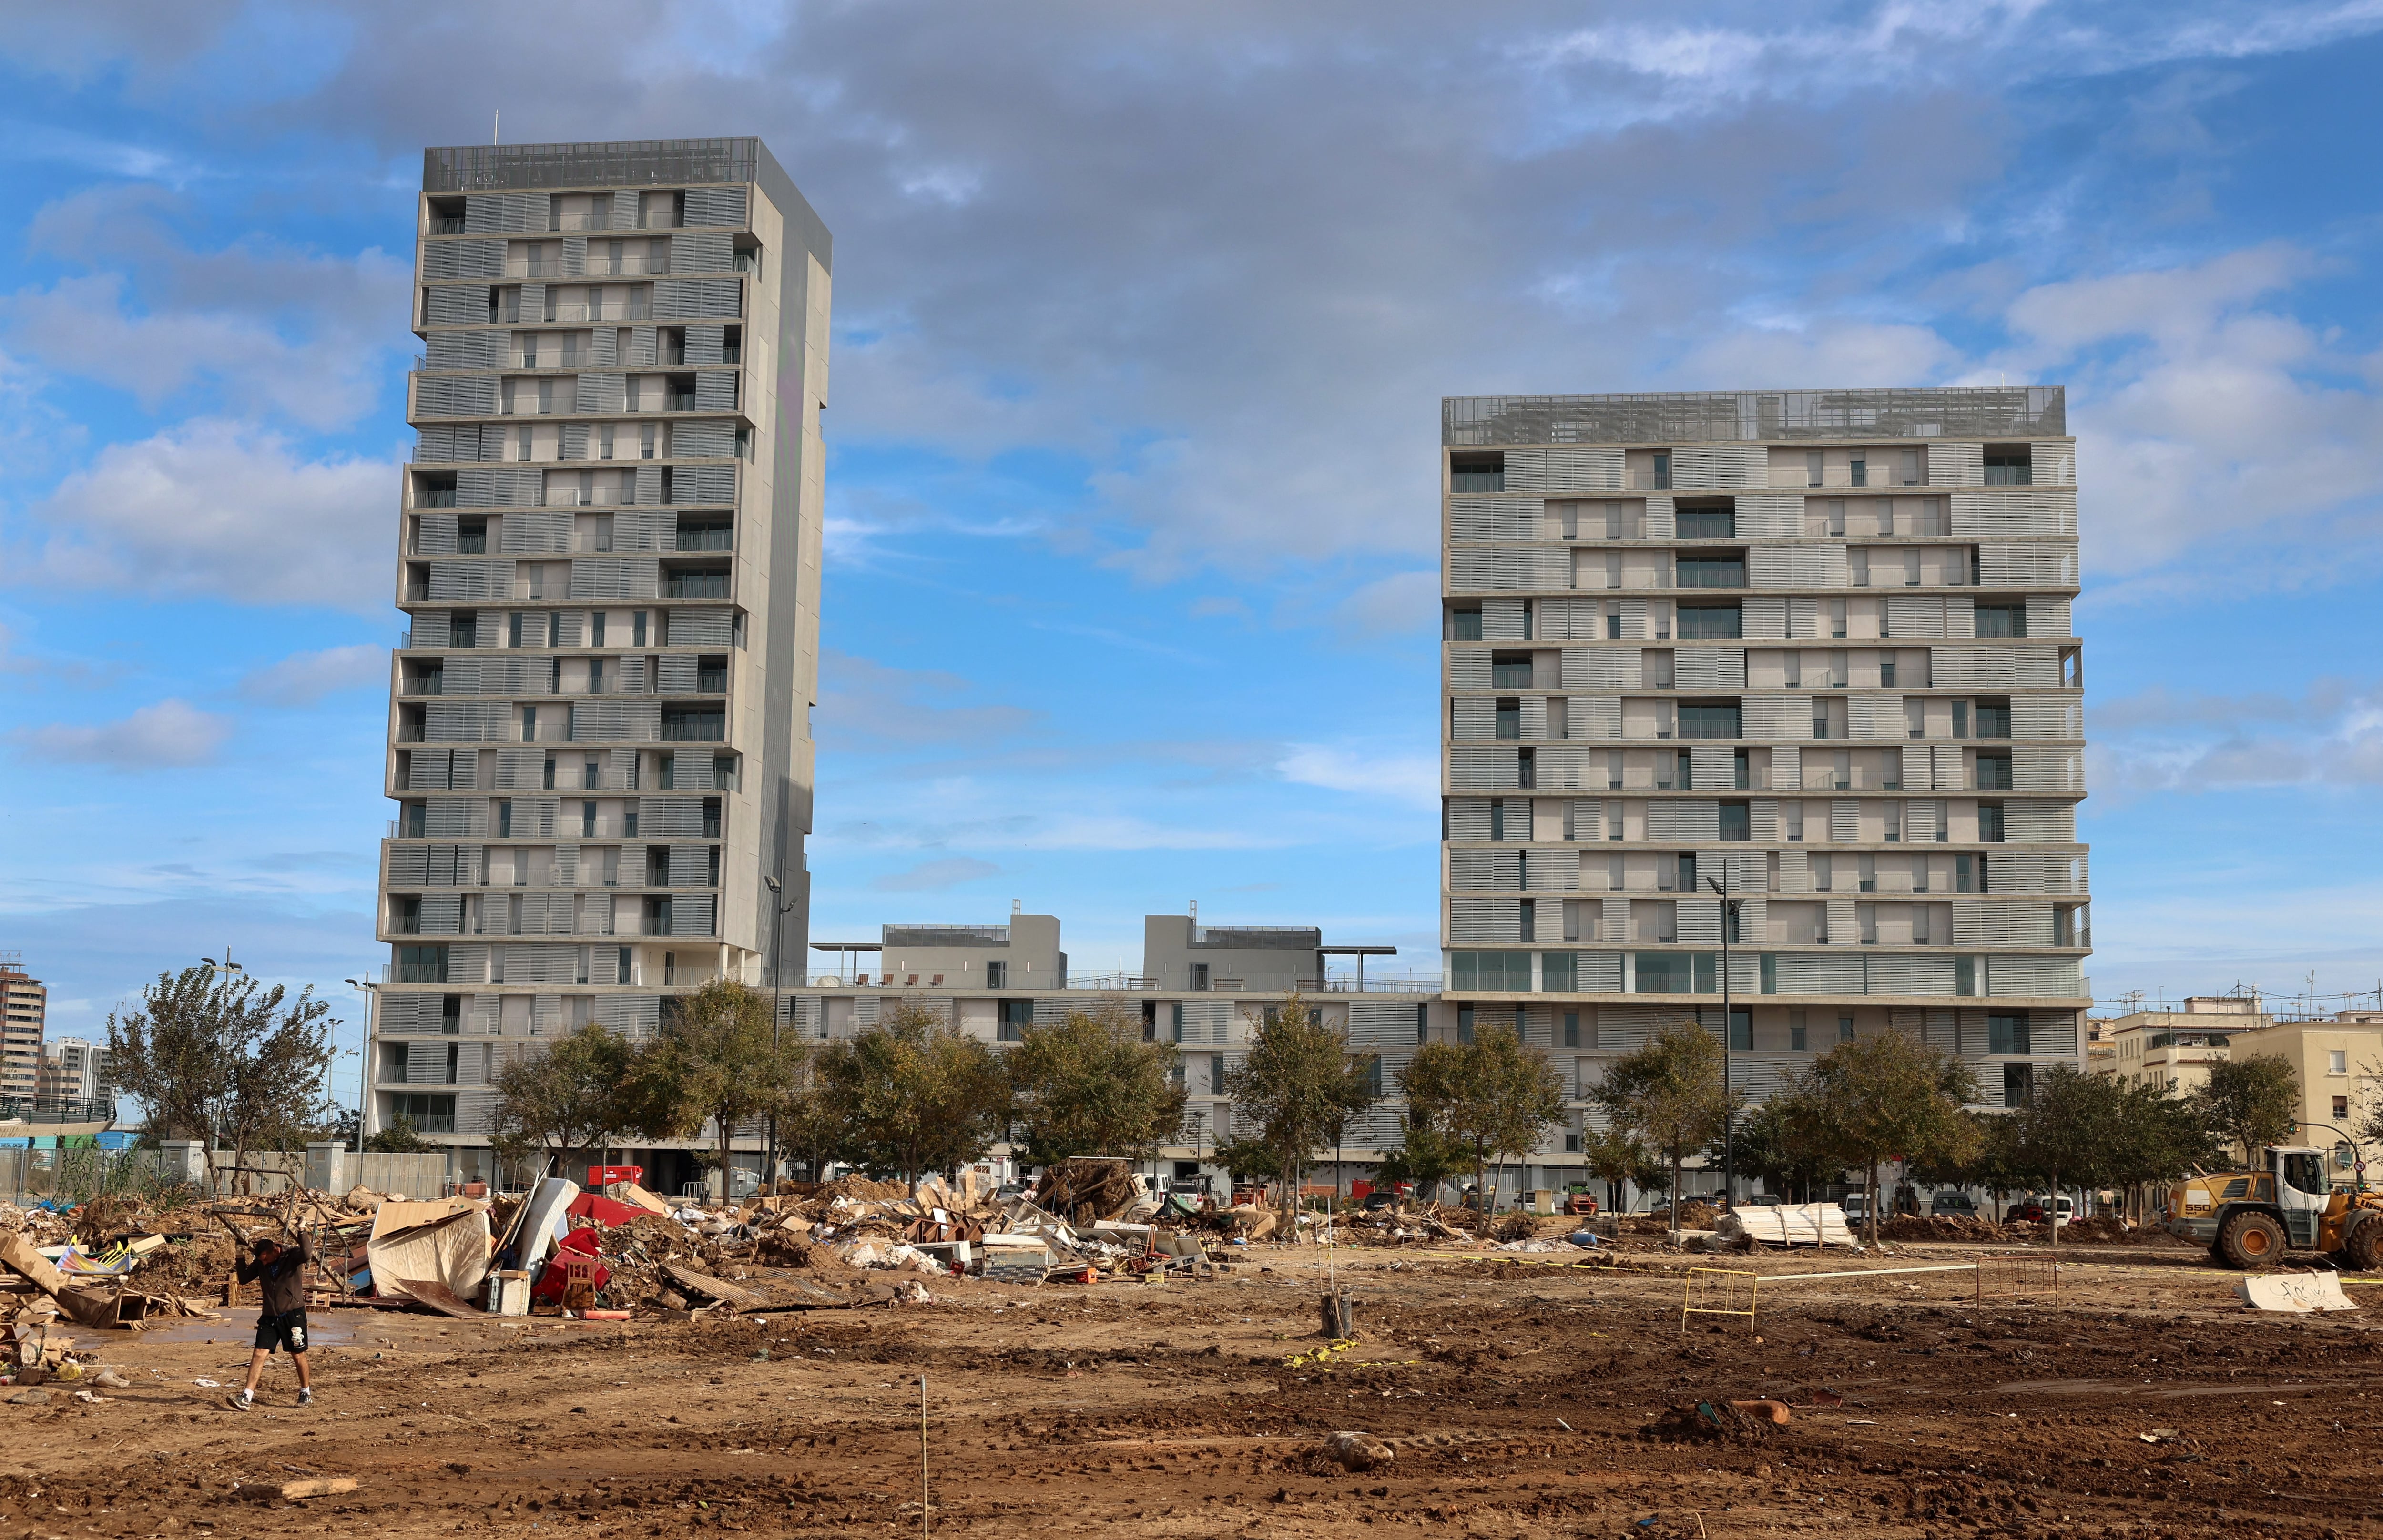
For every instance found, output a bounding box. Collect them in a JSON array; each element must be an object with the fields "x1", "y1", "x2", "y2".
[{"x1": 233, "y1": 1233, "x2": 315, "y2": 1410}]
